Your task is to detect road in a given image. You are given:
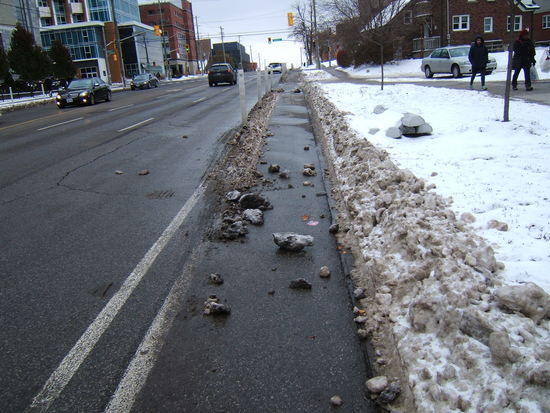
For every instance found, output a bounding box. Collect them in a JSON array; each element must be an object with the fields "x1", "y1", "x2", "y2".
[{"x1": 0, "y1": 73, "x2": 271, "y2": 412}]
